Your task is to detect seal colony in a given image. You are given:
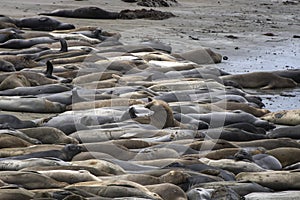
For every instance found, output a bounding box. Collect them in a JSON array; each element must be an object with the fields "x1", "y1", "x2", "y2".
[{"x1": 0, "y1": 4, "x2": 299, "y2": 200}]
